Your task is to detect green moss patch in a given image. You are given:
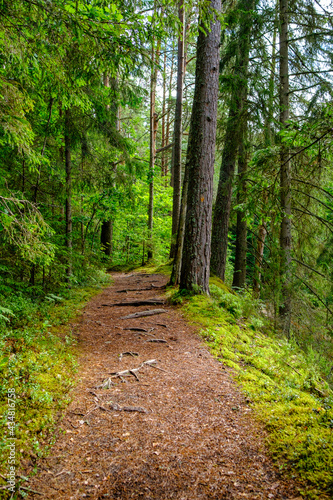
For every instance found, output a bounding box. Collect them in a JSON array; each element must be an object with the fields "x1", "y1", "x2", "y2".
[{"x1": 178, "y1": 280, "x2": 333, "y2": 499}]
